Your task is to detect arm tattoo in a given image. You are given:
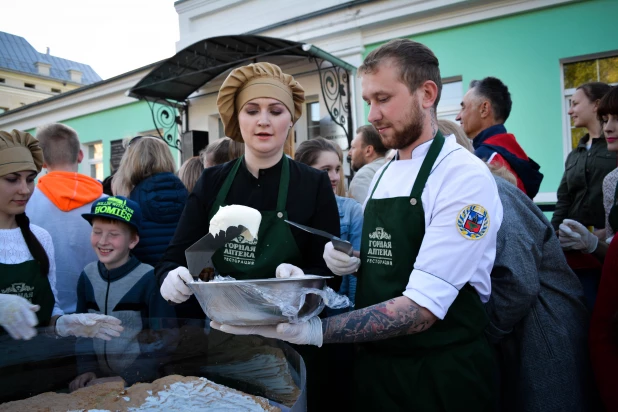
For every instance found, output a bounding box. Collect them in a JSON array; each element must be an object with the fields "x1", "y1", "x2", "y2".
[
  {"x1": 321, "y1": 296, "x2": 437, "y2": 344},
  {"x1": 430, "y1": 108, "x2": 437, "y2": 137}
]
